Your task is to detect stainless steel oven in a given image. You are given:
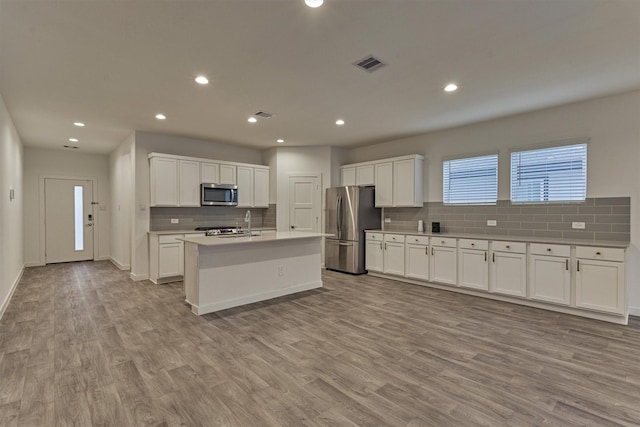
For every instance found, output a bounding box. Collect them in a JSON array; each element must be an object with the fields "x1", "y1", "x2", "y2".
[{"x1": 201, "y1": 183, "x2": 238, "y2": 206}]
